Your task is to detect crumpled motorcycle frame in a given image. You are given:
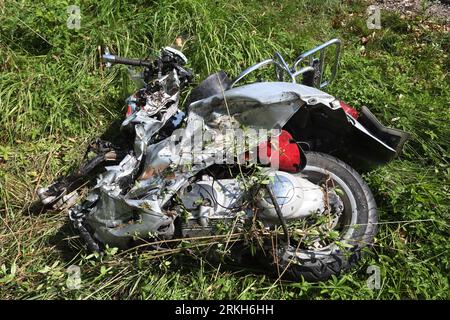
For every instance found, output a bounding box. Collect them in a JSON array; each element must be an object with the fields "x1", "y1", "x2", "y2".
[{"x1": 37, "y1": 40, "x2": 409, "y2": 281}]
